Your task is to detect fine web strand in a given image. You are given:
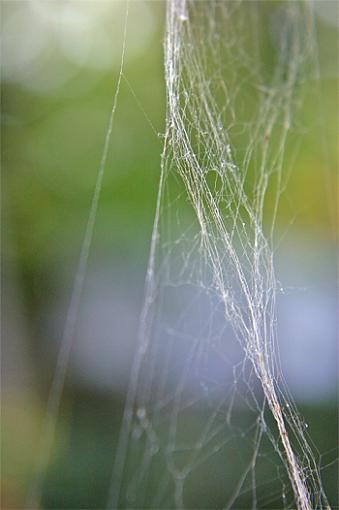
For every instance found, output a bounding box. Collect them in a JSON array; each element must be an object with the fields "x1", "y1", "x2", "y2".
[
  {"x1": 107, "y1": 112, "x2": 170, "y2": 510},
  {"x1": 26, "y1": 2, "x2": 129, "y2": 507},
  {"x1": 109, "y1": 1, "x2": 330, "y2": 509}
]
